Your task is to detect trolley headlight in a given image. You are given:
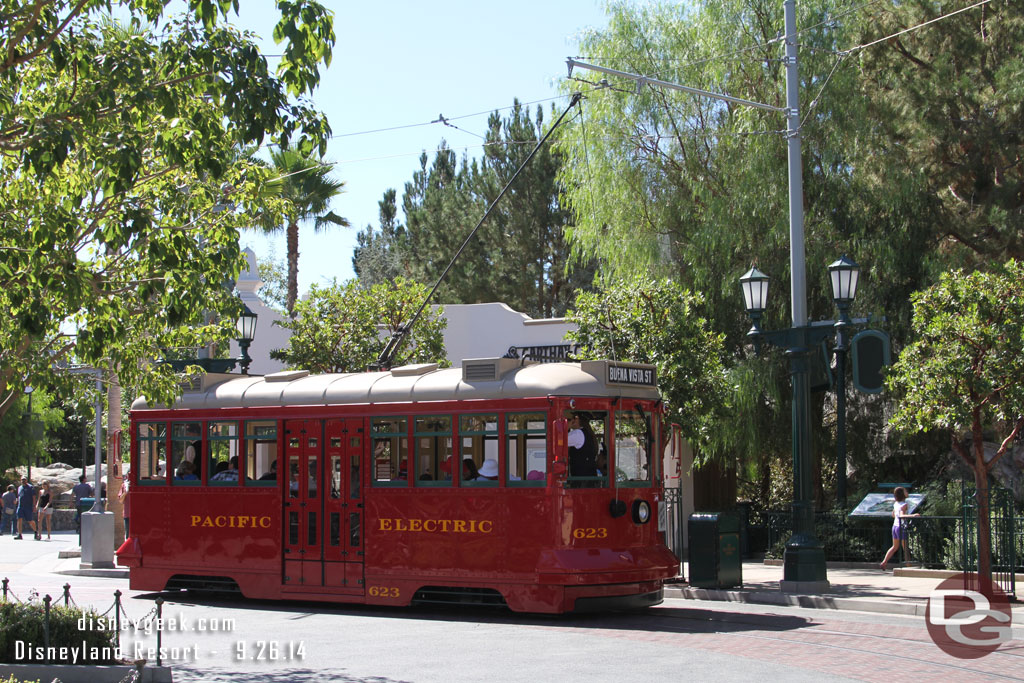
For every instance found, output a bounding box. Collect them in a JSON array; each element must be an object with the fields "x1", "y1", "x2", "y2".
[{"x1": 632, "y1": 499, "x2": 651, "y2": 525}]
